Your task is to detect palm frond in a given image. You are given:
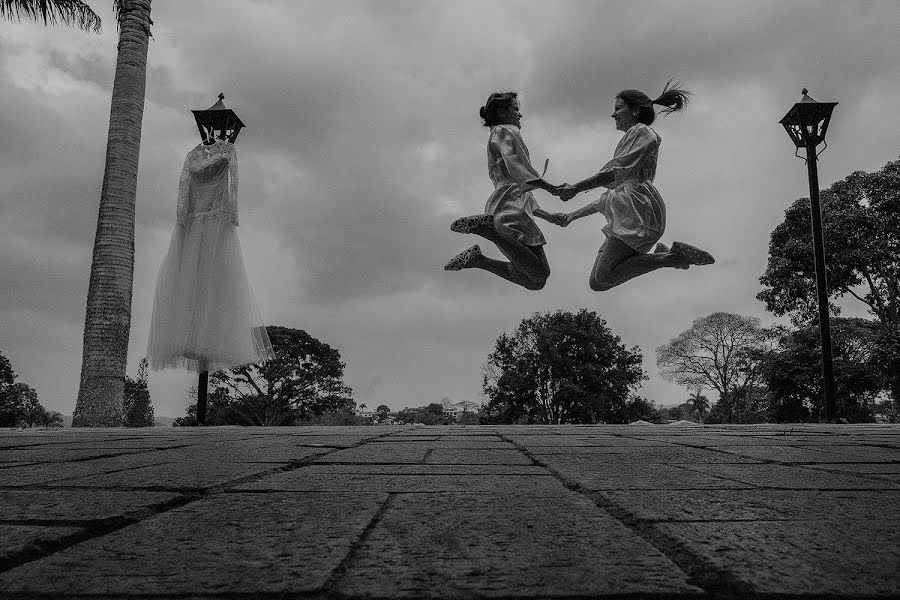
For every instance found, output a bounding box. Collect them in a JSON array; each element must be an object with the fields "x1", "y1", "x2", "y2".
[{"x1": 0, "y1": 0, "x2": 102, "y2": 33}]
